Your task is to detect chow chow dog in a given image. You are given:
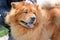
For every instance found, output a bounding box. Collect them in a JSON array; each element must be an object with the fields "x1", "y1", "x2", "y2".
[{"x1": 5, "y1": 1, "x2": 60, "y2": 40}]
